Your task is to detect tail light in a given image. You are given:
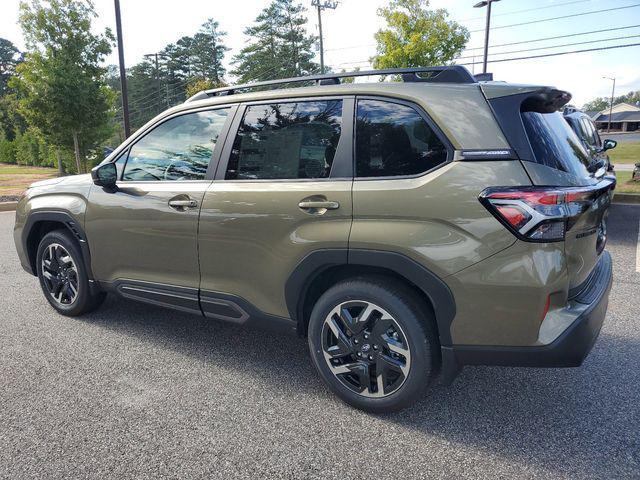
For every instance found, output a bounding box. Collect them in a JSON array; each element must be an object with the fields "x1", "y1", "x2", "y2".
[{"x1": 479, "y1": 178, "x2": 615, "y2": 242}]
